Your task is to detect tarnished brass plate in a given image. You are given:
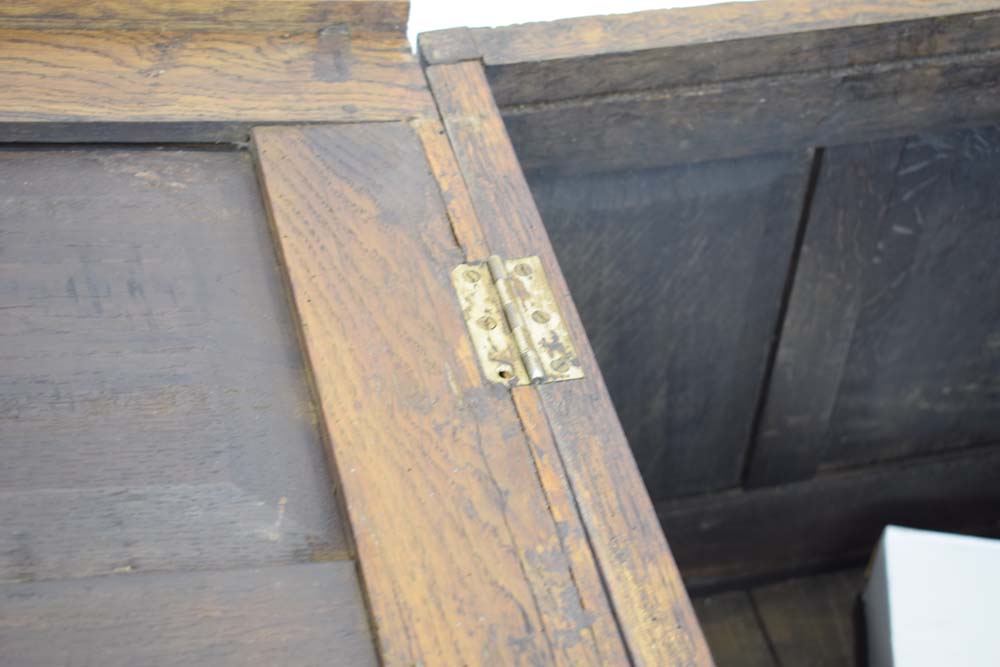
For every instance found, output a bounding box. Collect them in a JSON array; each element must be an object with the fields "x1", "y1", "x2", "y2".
[{"x1": 451, "y1": 256, "x2": 584, "y2": 386}]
